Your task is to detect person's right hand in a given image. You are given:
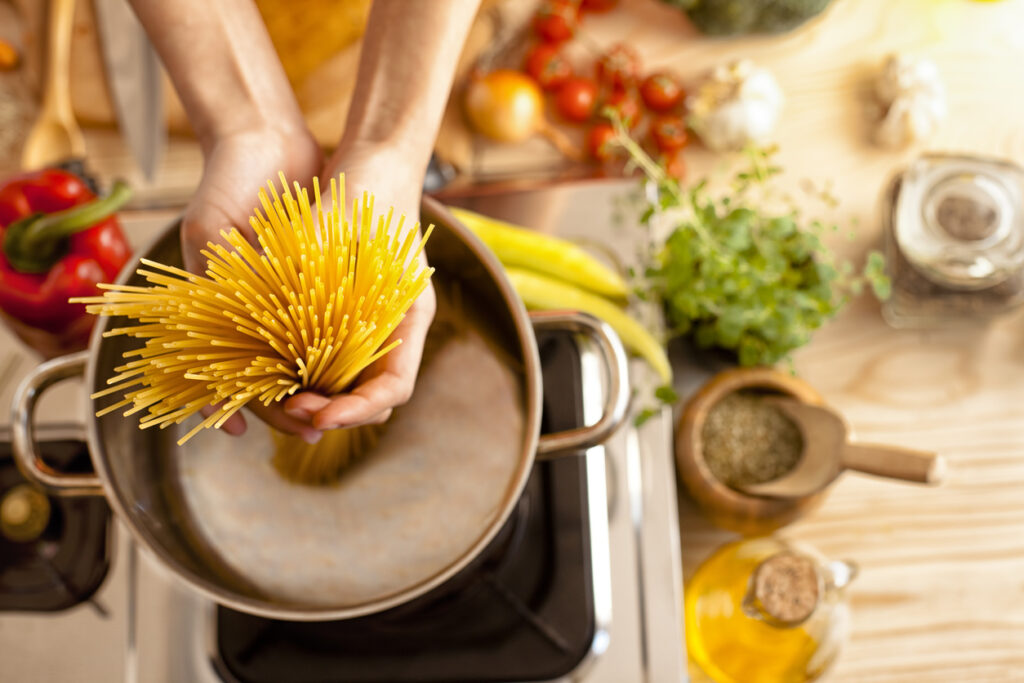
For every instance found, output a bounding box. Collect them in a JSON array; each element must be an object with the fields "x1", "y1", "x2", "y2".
[
  {"x1": 182, "y1": 125, "x2": 321, "y2": 272},
  {"x1": 183, "y1": 125, "x2": 325, "y2": 443}
]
